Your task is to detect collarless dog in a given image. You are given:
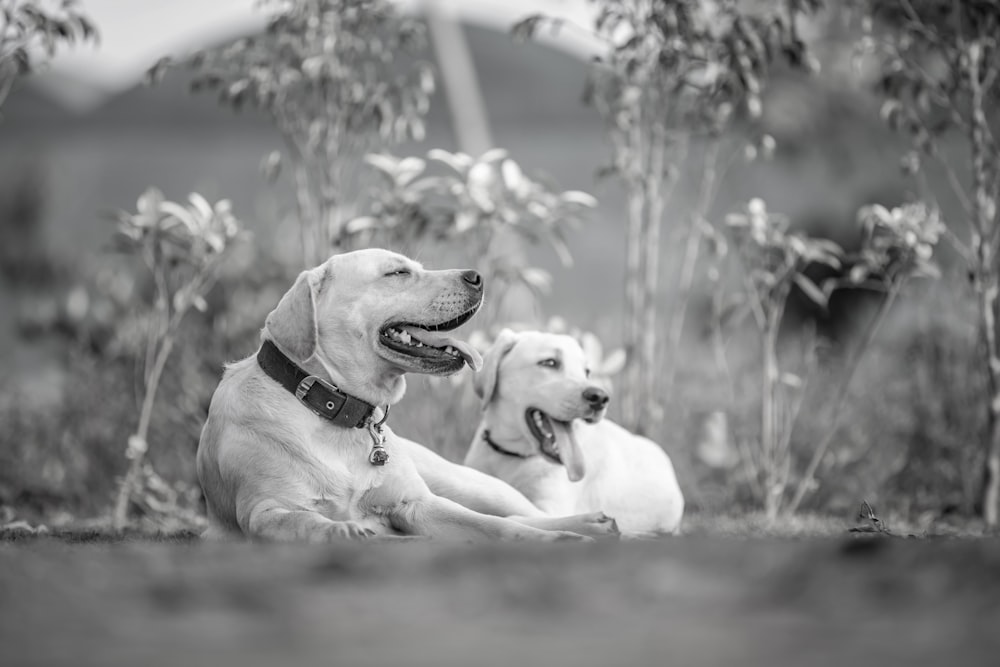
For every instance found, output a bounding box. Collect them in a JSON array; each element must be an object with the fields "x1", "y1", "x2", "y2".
[{"x1": 196, "y1": 249, "x2": 618, "y2": 542}]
